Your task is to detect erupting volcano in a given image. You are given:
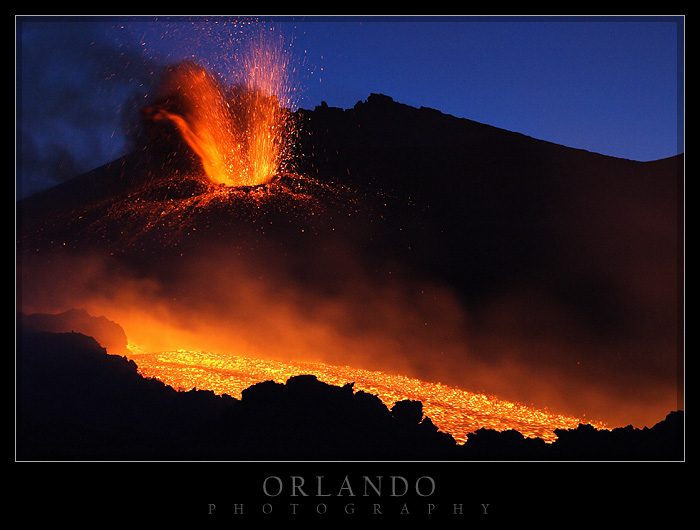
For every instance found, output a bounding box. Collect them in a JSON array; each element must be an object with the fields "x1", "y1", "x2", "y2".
[
  {"x1": 141, "y1": 39, "x2": 293, "y2": 188},
  {"x1": 17, "y1": 24, "x2": 682, "y2": 462}
]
